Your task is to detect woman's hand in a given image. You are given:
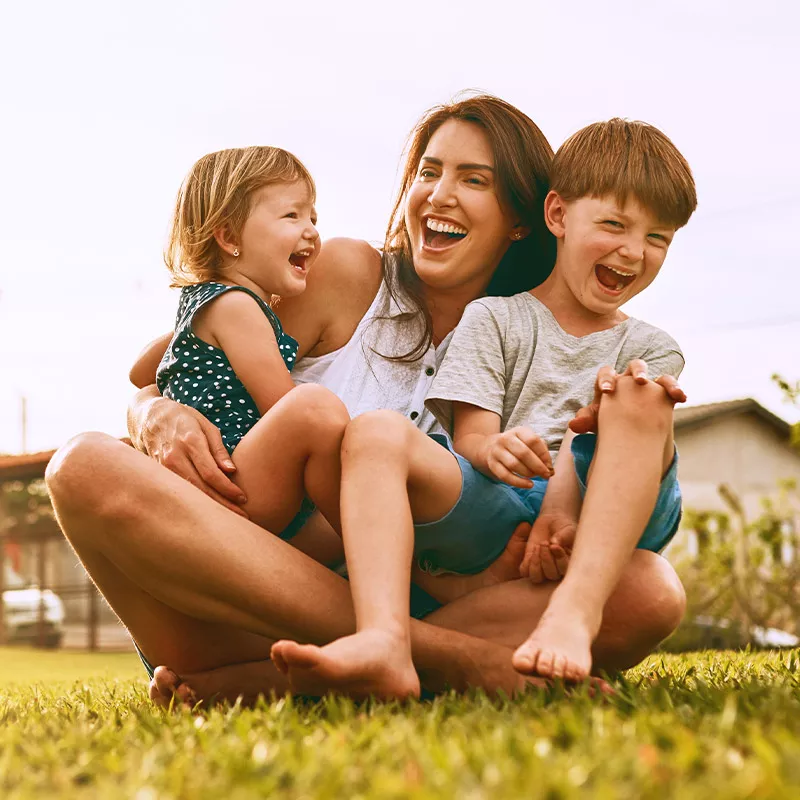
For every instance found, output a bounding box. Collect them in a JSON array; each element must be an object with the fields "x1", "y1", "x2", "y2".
[{"x1": 134, "y1": 392, "x2": 249, "y2": 517}]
